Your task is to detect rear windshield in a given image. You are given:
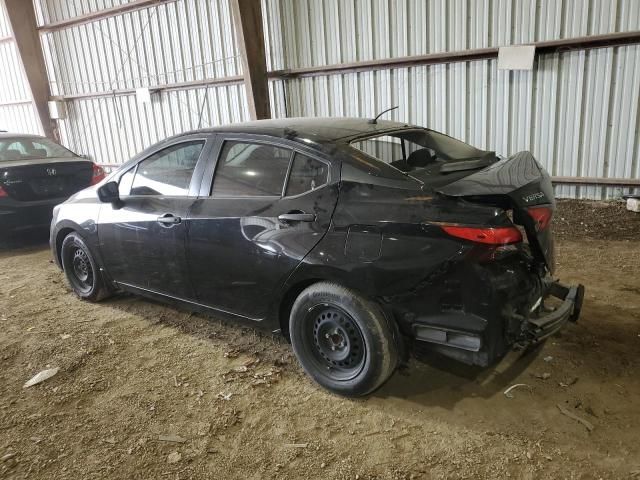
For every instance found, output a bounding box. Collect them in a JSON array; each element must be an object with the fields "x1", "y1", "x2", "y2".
[
  {"x1": 350, "y1": 129, "x2": 494, "y2": 174},
  {"x1": 0, "y1": 137, "x2": 76, "y2": 161}
]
